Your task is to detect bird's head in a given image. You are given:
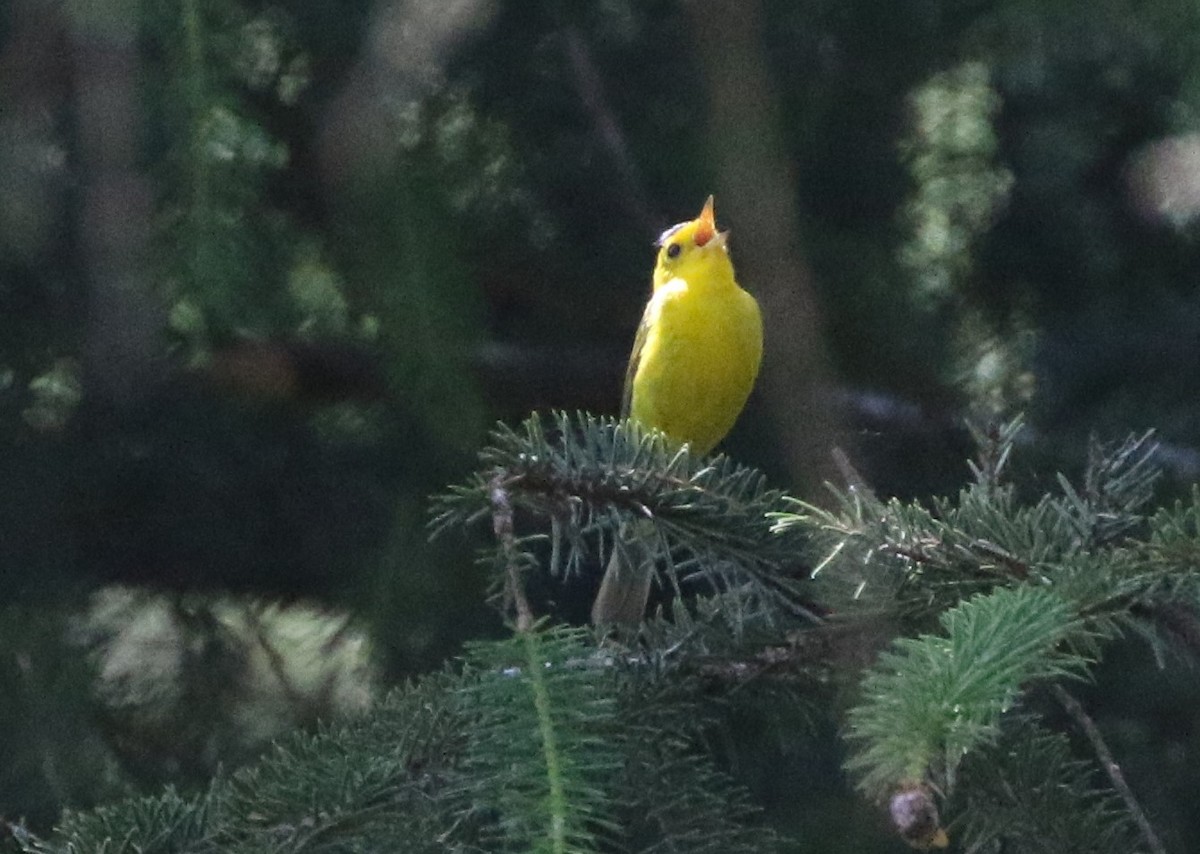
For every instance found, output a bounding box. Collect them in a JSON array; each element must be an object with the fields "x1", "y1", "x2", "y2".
[{"x1": 652, "y1": 195, "x2": 733, "y2": 289}]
